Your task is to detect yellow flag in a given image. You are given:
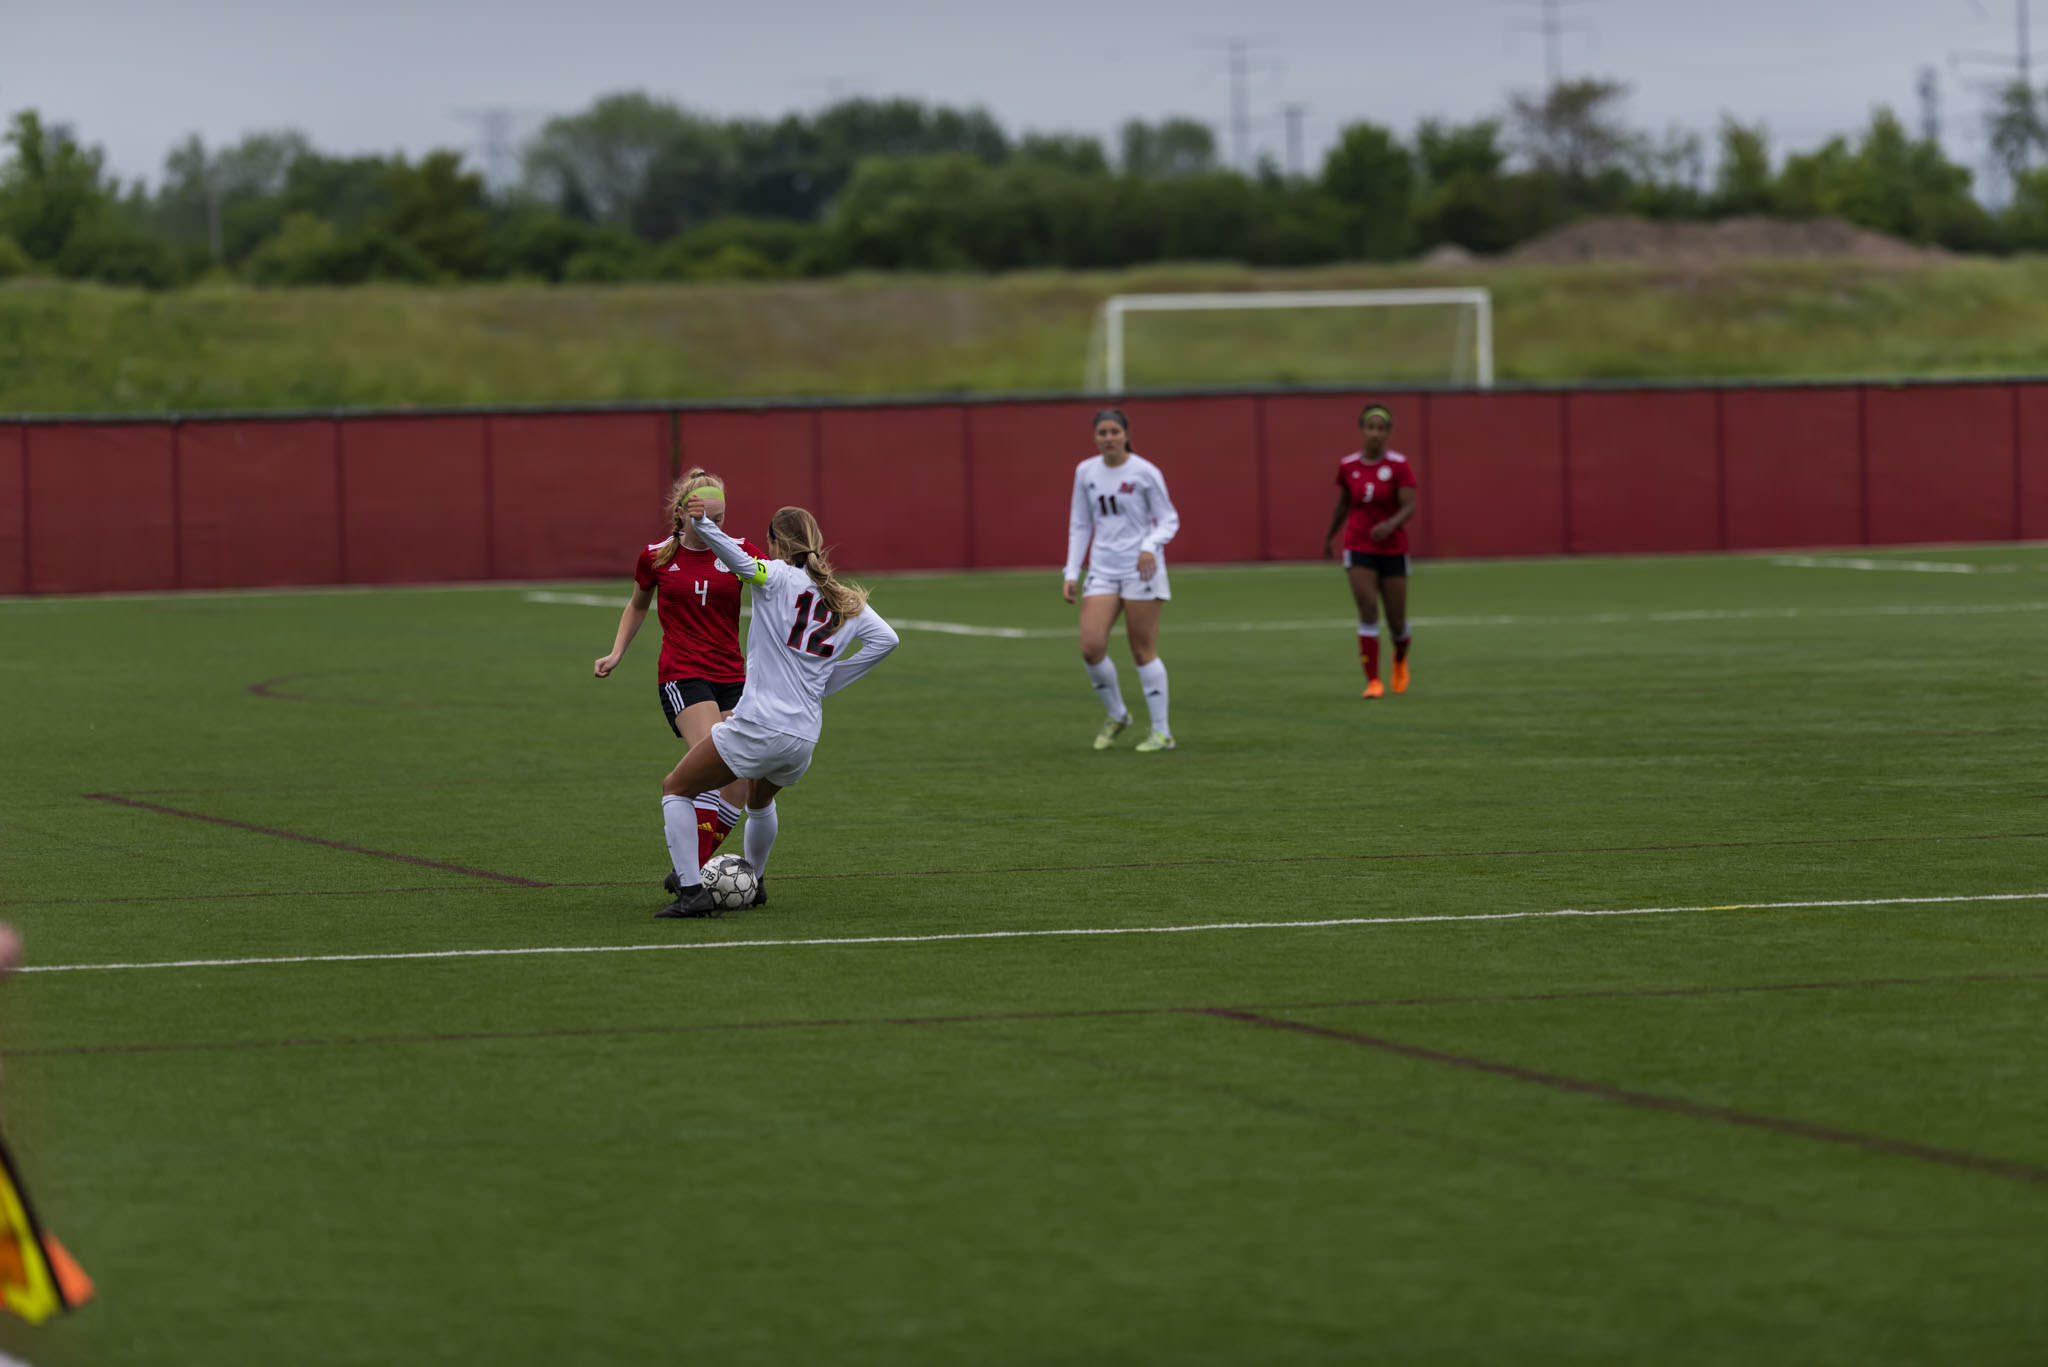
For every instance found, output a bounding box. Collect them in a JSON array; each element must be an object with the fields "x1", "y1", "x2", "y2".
[{"x1": 0, "y1": 1136, "x2": 89, "y2": 1326}]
